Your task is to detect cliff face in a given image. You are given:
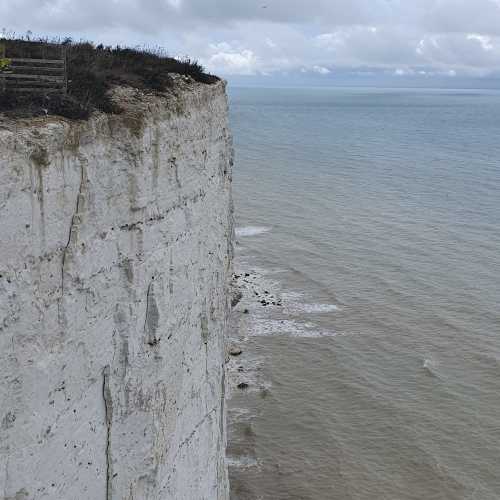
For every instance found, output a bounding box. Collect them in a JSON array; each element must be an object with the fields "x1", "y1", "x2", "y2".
[{"x1": 0, "y1": 80, "x2": 233, "y2": 499}]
